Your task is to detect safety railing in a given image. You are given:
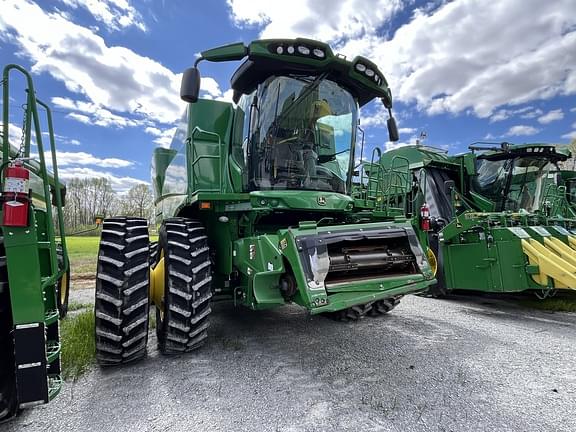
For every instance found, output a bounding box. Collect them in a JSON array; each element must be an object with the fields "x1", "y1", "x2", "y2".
[
  {"x1": 2, "y1": 64, "x2": 68, "y2": 287},
  {"x1": 359, "y1": 150, "x2": 411, "y2": 216},
  {"x1": 187, "y1": 126, "x2": 223, "y2": 195}
]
